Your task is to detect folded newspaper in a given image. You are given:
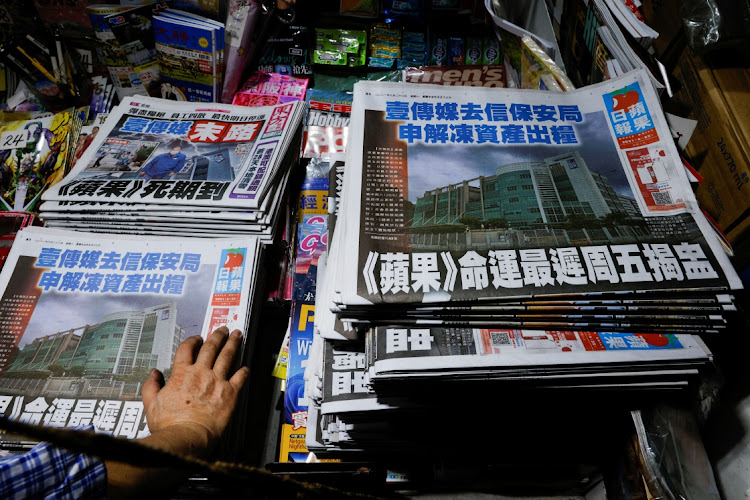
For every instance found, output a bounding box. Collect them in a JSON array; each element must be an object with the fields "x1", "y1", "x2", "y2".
[
  {"x1": 331, "y1": 69, "x2": 741, "y2": 334},
  {"x1": 307, "y1": 227, "x2": 716, "y2": 456},
  {"x1": 0, "y1": 226, "x2": 260, "y2": 444},
  {"x1": 39, "y1": 95, "x2": 304, "y2": 239}
]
